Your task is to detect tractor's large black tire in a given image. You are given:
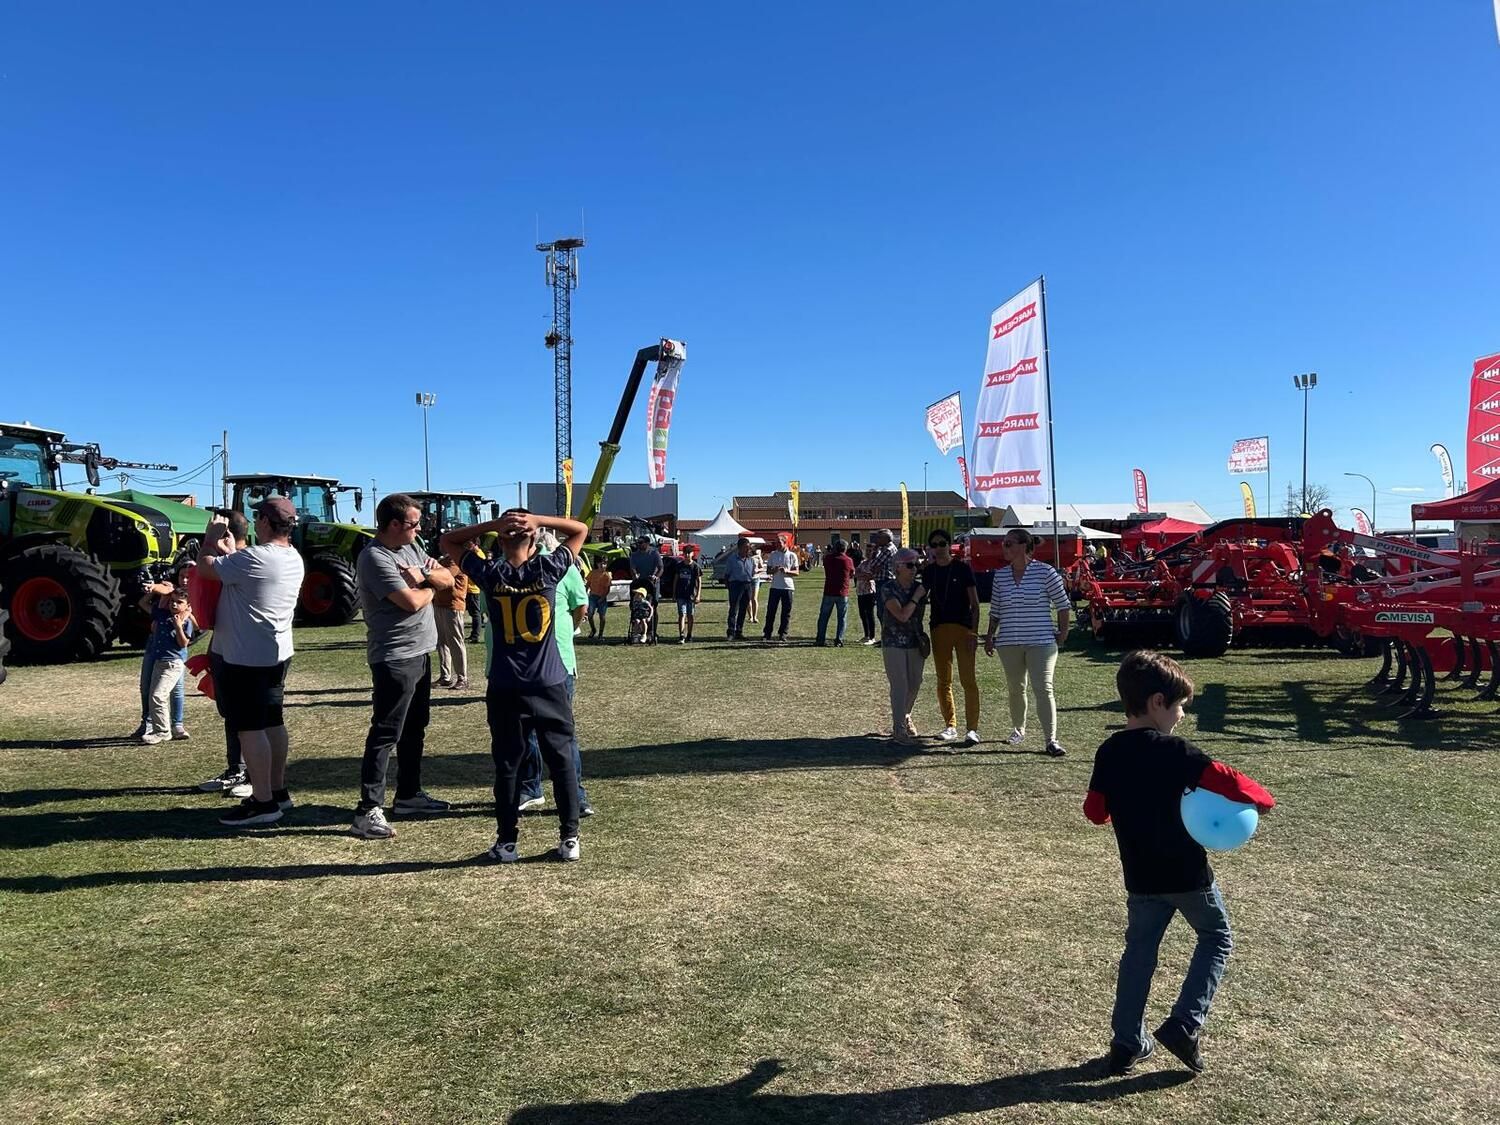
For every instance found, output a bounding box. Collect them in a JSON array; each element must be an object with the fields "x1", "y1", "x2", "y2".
[
  {"x1": 1, "y1": 544, "x2": 122, "y2": 664},
  {"x1": 0, "y1": 601, "x2": 9, "y2": 685},
  {"x1": 1175, "y1": 592, "x2": 1233, "y2": 658},
  {"x1": 297, "y1": 554, "x2": 360, "y2": 627},
  {"x1": 113, "y1": 604, "x2": 154, "y2": 649}
]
